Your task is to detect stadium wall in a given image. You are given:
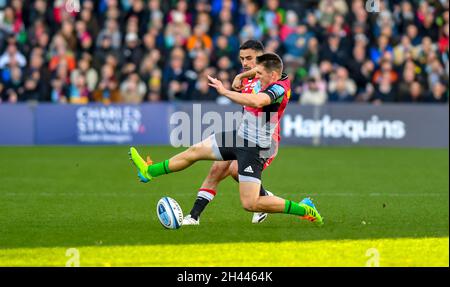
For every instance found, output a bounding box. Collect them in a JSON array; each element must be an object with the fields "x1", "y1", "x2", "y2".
[{"x1": 0, "y1": 103, "x2": 448, "y2": 148}]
